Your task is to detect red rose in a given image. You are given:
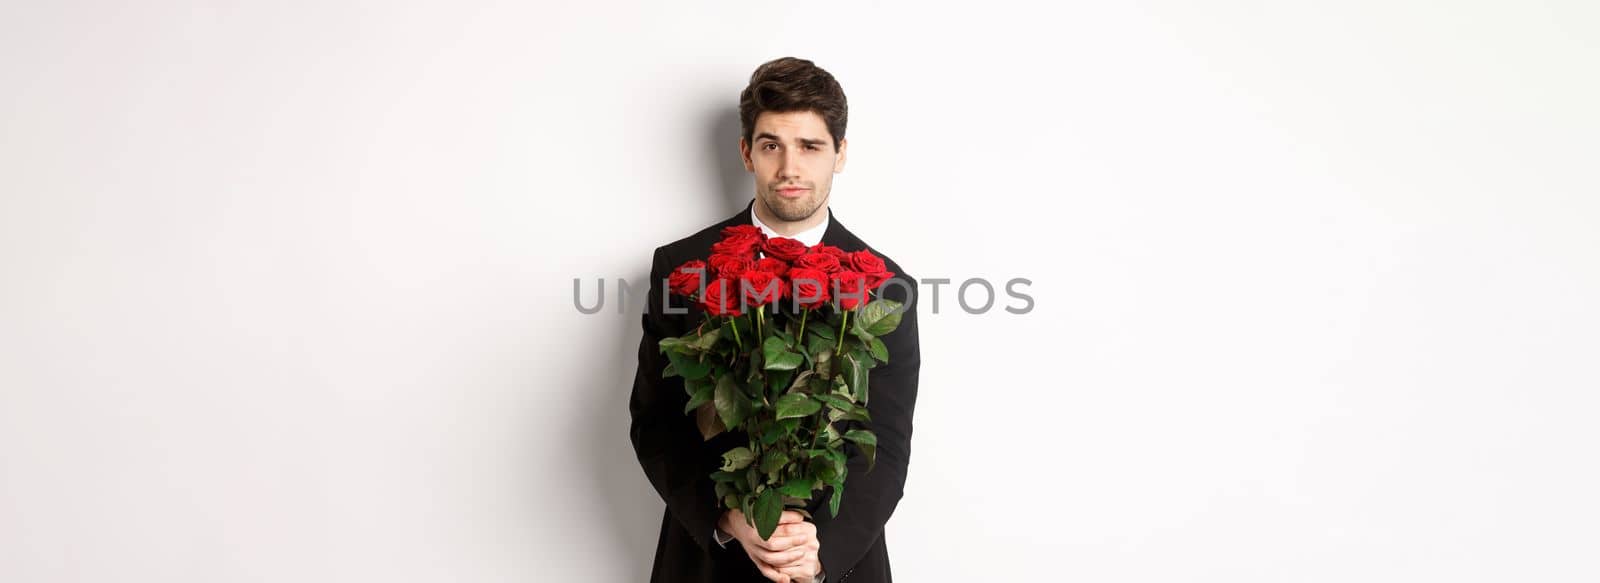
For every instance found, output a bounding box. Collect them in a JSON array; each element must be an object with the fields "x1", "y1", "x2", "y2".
[
  {"x1": 845, "y1": 250, "x2": 893, "y2": 290},
  {"x1": 864, "y1": 269, "x2": 896, "y2": 291},
  {"x1": 712, "y1": 225, "x2": 766, "y2": 257},
  {"x1": 808, "y1": 244, "x2": 848, "y2": 258},
  {"x1": 845, "y1": 250, "x2": 884, "y2": 274},
  {"x1": 753, "y1": 257, "x2": 789, "y2": 277},
  {"x1": 739, "y1": 269, "x2": 786, "y2": 308},
  {"x1": 668, "y1": 260, "x2": 708, "y2": 297},
  {"x1": 830, "y1": 270, "x2": 869, "y2": 310},
  {"x1": 762, "y1": 237, "x2": 809, "y2": 261},
  {"x1": 711, "y1": 235, "x2": 759, "y2": 257},
  {"x1": 721, "y1": 224, "x2": 765, "y2": 240},
  {"x1": 700, "y1": 278, "x2": 742, "y2": 317},
  {"x1": 786, "y1": 267, "x2": 831, "y2": 310},
  {"x1": 708, "y1": 254, "x2": 753, "y2": 279},
  {"x1": 794, "y1": 252, "x2": 841, "y2": 273}
]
